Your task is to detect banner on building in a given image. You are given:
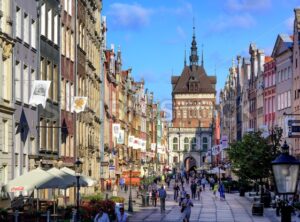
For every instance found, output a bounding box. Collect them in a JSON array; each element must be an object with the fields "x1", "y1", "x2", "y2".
[
  {"x1": 221, "y1": 135, "x2": 228, "y2": 149},
  {"x1": 71, "y1": 97, "x2": 87, "y2": 113},
  {"x1": 151, "y1": 143, "x2": 156, "y2": 151},
  {"x1": 133, "y1": 137, "x2": 139, "y2": 149},
  {"x1": 29, "y1": 80, "x2": 51, "y2": 108},
  {"x1": 141, "y1": 140, "x2": 146, "y2": 151},
  {"x1": 117, "y1": 130, "x2": 124, "y2": 144},
  {"x1": 112, "y1": 123, "x2": 120, "y2": 138},
  {"x1": 128, "y1": 135, "x2": 134, "y2": 147}
]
